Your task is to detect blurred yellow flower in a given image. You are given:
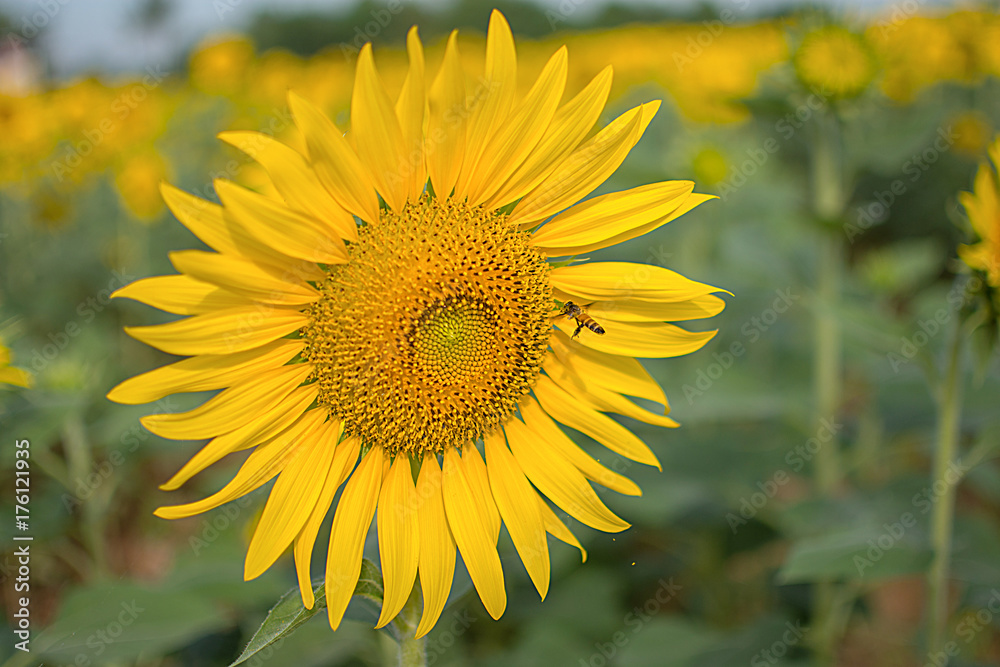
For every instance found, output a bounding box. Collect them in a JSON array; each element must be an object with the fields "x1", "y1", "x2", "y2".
[
  {"x1": 0, "y1": 93, "x2": 55, "y2": 183},
  {"x1": 959, "y1": 138, "x2": 1000, "y2": 286},
  {"x1": 951, "y1": 112, "x2": 993, "y2": 157},
  {"x1": 870, "y1": 16, "x2": 966, "y2": 101},
  {"x1": 190, "y1": 36, "x2": 255, "y2": 96},
  {"x1": 114, "y1": 150, "x2": 171, "y2": 221},
  {"x1": 794, "y1": 25, "x2": 876, "y2": 98},
  {"x1": 0, "y1": 342, "x2": 32, "y2": 388},
  {"x1": 692, "y1": 147, "x2": 729, "y2": 186}
]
